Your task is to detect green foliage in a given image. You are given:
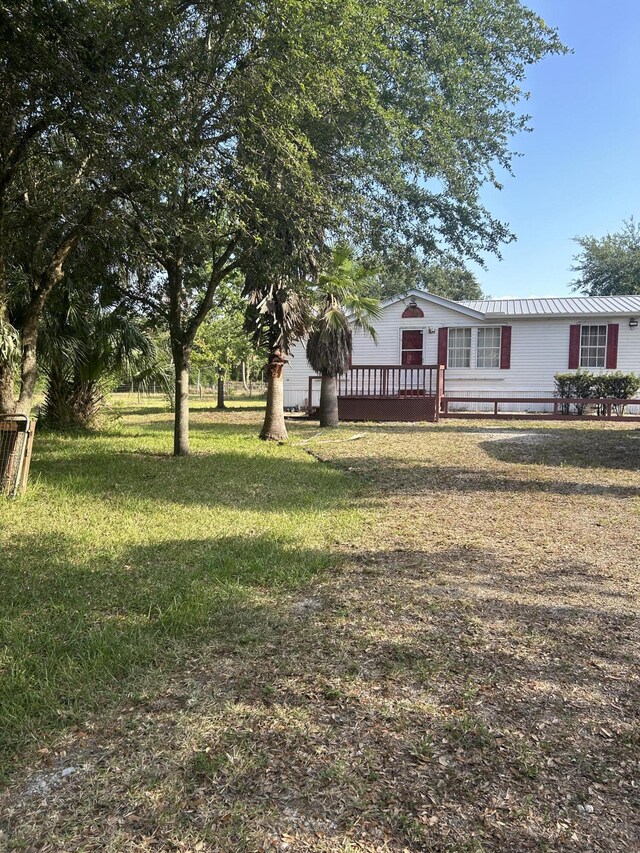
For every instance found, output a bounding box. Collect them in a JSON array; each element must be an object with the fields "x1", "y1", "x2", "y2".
[
  {"x1": 423, "y1": 265, "x2": 484, "y2": 302},
  {"x1": 192, "y1": 281, "x2": 265, "y2": 384},
  {"x1": 554, "y1": 371, "x2": 597, "y2": 414},
  {"x1": 0, "y1": 0, "x2": 141, "y2": 411},
  {"x1": 38, "y1": 259, "x2": 156, "y2": 428},
  {"x1": 1, "y1": 0, "x2": 565, "y2": 427},
  {"x1": 594, "y1": 371, "x2": 640, "y2": 399},
  {"x1": 572, "y1": 218, "x2": 640, "y2": 296},
  {"x1": 375, "y1": 260, "x2": 484, "y2": 301},
  {"x1": 337, "y1": 0, "x2": 566, "y2": 267},
  {"x1": 0, "y1": 316, "x2": 20, "y2": 366},
  {"x1": 306, "y1": 246, "x2": 381, "y2": 378},
  {"x1": 554, "y1": 370, "x2": 640, "y2": 415}
]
